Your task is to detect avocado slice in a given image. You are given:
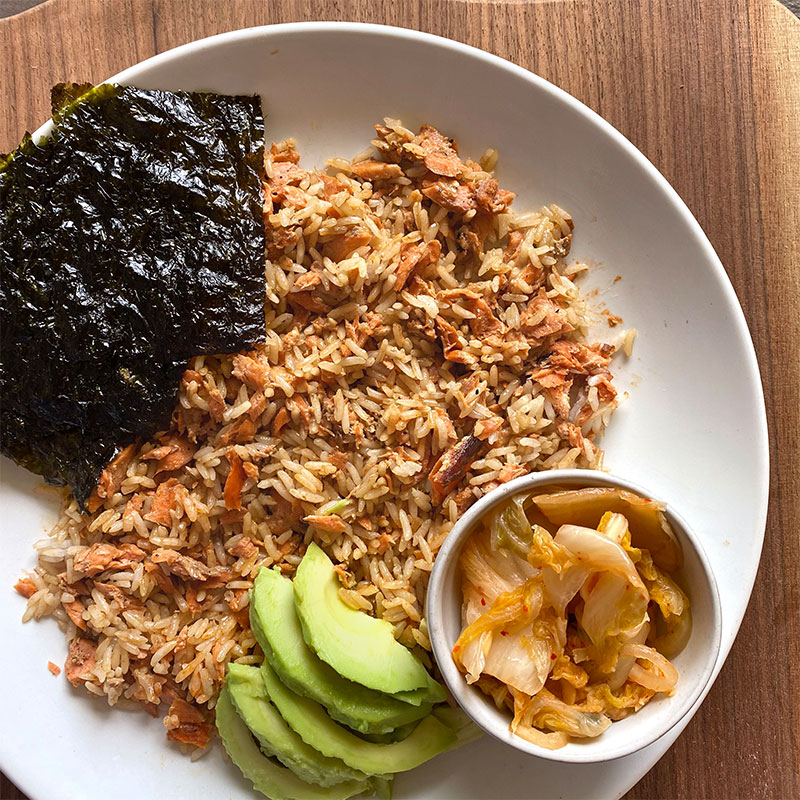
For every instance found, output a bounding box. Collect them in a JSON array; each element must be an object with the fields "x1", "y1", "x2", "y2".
[
  {"x1": 393, "y1": 679, "x2": 447, "y2": 707},
  {"x1": 226, "y1": 663, "x2": 370, "y2": 787},
  {"x1": 251, "y1": 567, "x2": 435, "y2": 733},
  {"x1": 293, "y1": 544, "x2": 441, "y2": 696},
  {"x1": 432, "y1": 705, "x2": 484, "y2": 748},
  {"x1": 215, "y1": 686, "x2": 369, "y2": 800},
  {"x1": 260, "y1": 660, "x2": 457, "y2": 774}
]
